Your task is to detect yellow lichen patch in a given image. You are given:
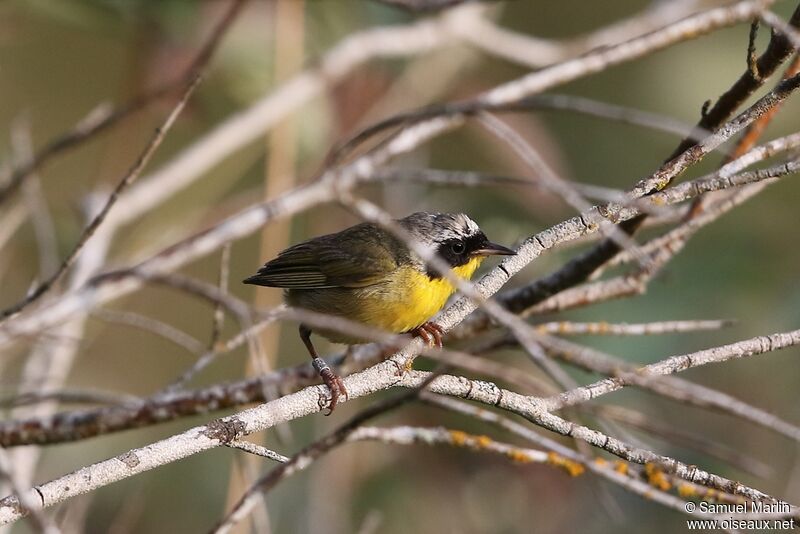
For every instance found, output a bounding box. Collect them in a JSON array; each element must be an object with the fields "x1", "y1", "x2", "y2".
[
  {"x1": 678, "y1": 483, "x2": 697, "y2": 498},
  {"x1": 506, "y1": 449, "x2": 533, "y2": 464},
  {"x1": 564, "y1": 461, "x2": 586, "y2": 477},
  {"x1": 449, "y1": 430, "x2": 469, "y2": 447},
  {"x1": 589, "y1": 321, "x2": 610, "y2": 334},
  {"x1": 644, "y1": 463, "x2": 672, "y2": 491},
  {"x1": 594, "y1": 458, "x2": 608, "y2": 467},
  {"x1": 475, "y1": 435, "x2": 492, "y2": 449},
  {"x1": 613, "y1": 460, "x2": 629, "y2": 475},
  {"x1": 547, "y1": 452, "x2": 585, "y2": 477}
]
